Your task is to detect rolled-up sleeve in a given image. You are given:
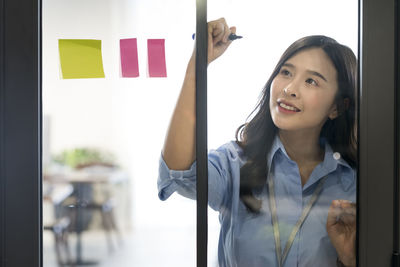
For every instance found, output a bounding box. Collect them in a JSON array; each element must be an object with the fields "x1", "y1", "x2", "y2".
[
  {"x1": 157, "y1": 142, "x2": 241, "y2": 212},
  {"x1": 157, "y1": 155, "x2": 198, "y2": 201}
]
